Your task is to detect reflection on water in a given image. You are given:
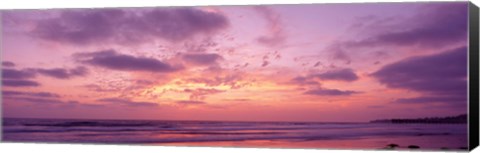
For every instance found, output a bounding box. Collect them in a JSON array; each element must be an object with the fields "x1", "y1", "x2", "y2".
[{"x1": 2, "y1": 118, "x2": 468, "y2": 150}]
